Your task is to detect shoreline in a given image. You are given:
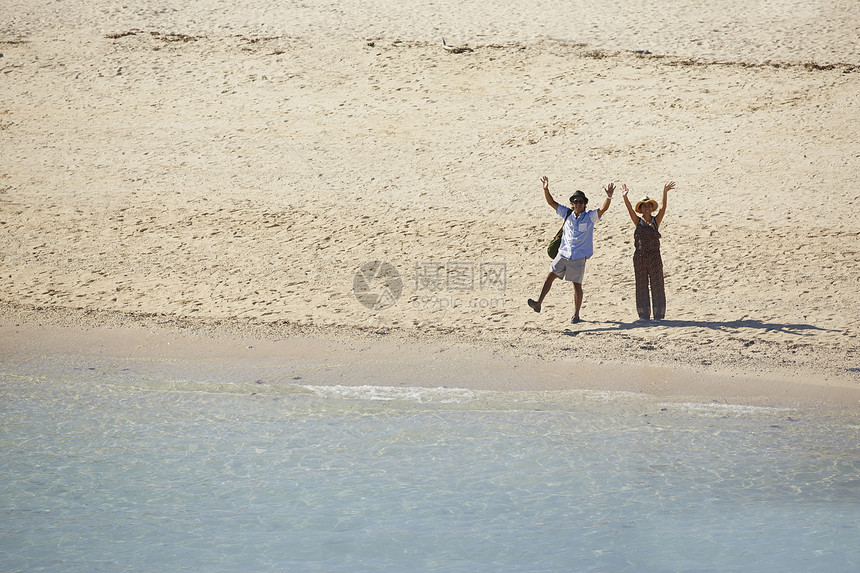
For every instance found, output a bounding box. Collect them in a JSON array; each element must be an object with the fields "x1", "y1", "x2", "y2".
[{"x1": 3, "y1": 304, "x2": 859, "y2": 412}]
